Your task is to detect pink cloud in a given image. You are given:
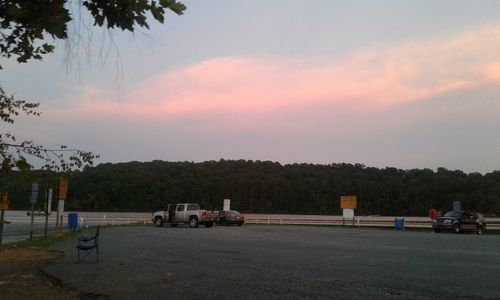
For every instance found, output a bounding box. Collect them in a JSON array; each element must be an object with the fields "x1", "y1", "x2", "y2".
[{"x1": 46, "y1": 23, "x2": 500, "y2": 122}]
